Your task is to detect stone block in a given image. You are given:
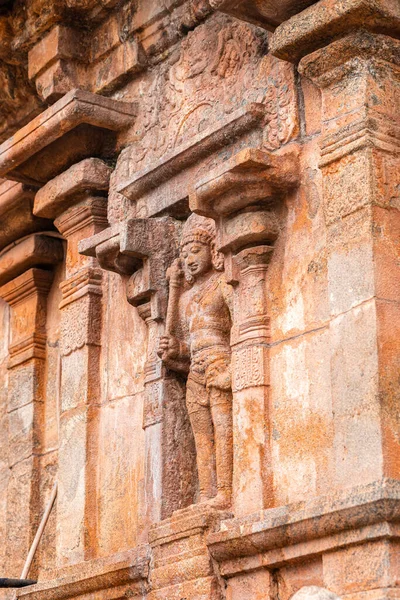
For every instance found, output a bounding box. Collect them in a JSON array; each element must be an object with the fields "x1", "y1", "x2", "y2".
[
  {"x1": 97, "y1": 394, "x2": 145, "y2": 556},
  {"x1": 323, "y1": 540, "x2": 398, "y2": 594},
  {"x1": 226, "y1": 570, "x2": 271, "y2": 600},
  {"x1": 270, "y1": 330, "x2": 334, "y2": 505},
  {"x1": 103, "y1": 273, "x2": 147, "y2": 401},
  {"x1": 330, "y1": 301, "x2": 383, "y2": 488},
  {"x1": 57, "y1": 405, "x2": 99, "y2": 566}
]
